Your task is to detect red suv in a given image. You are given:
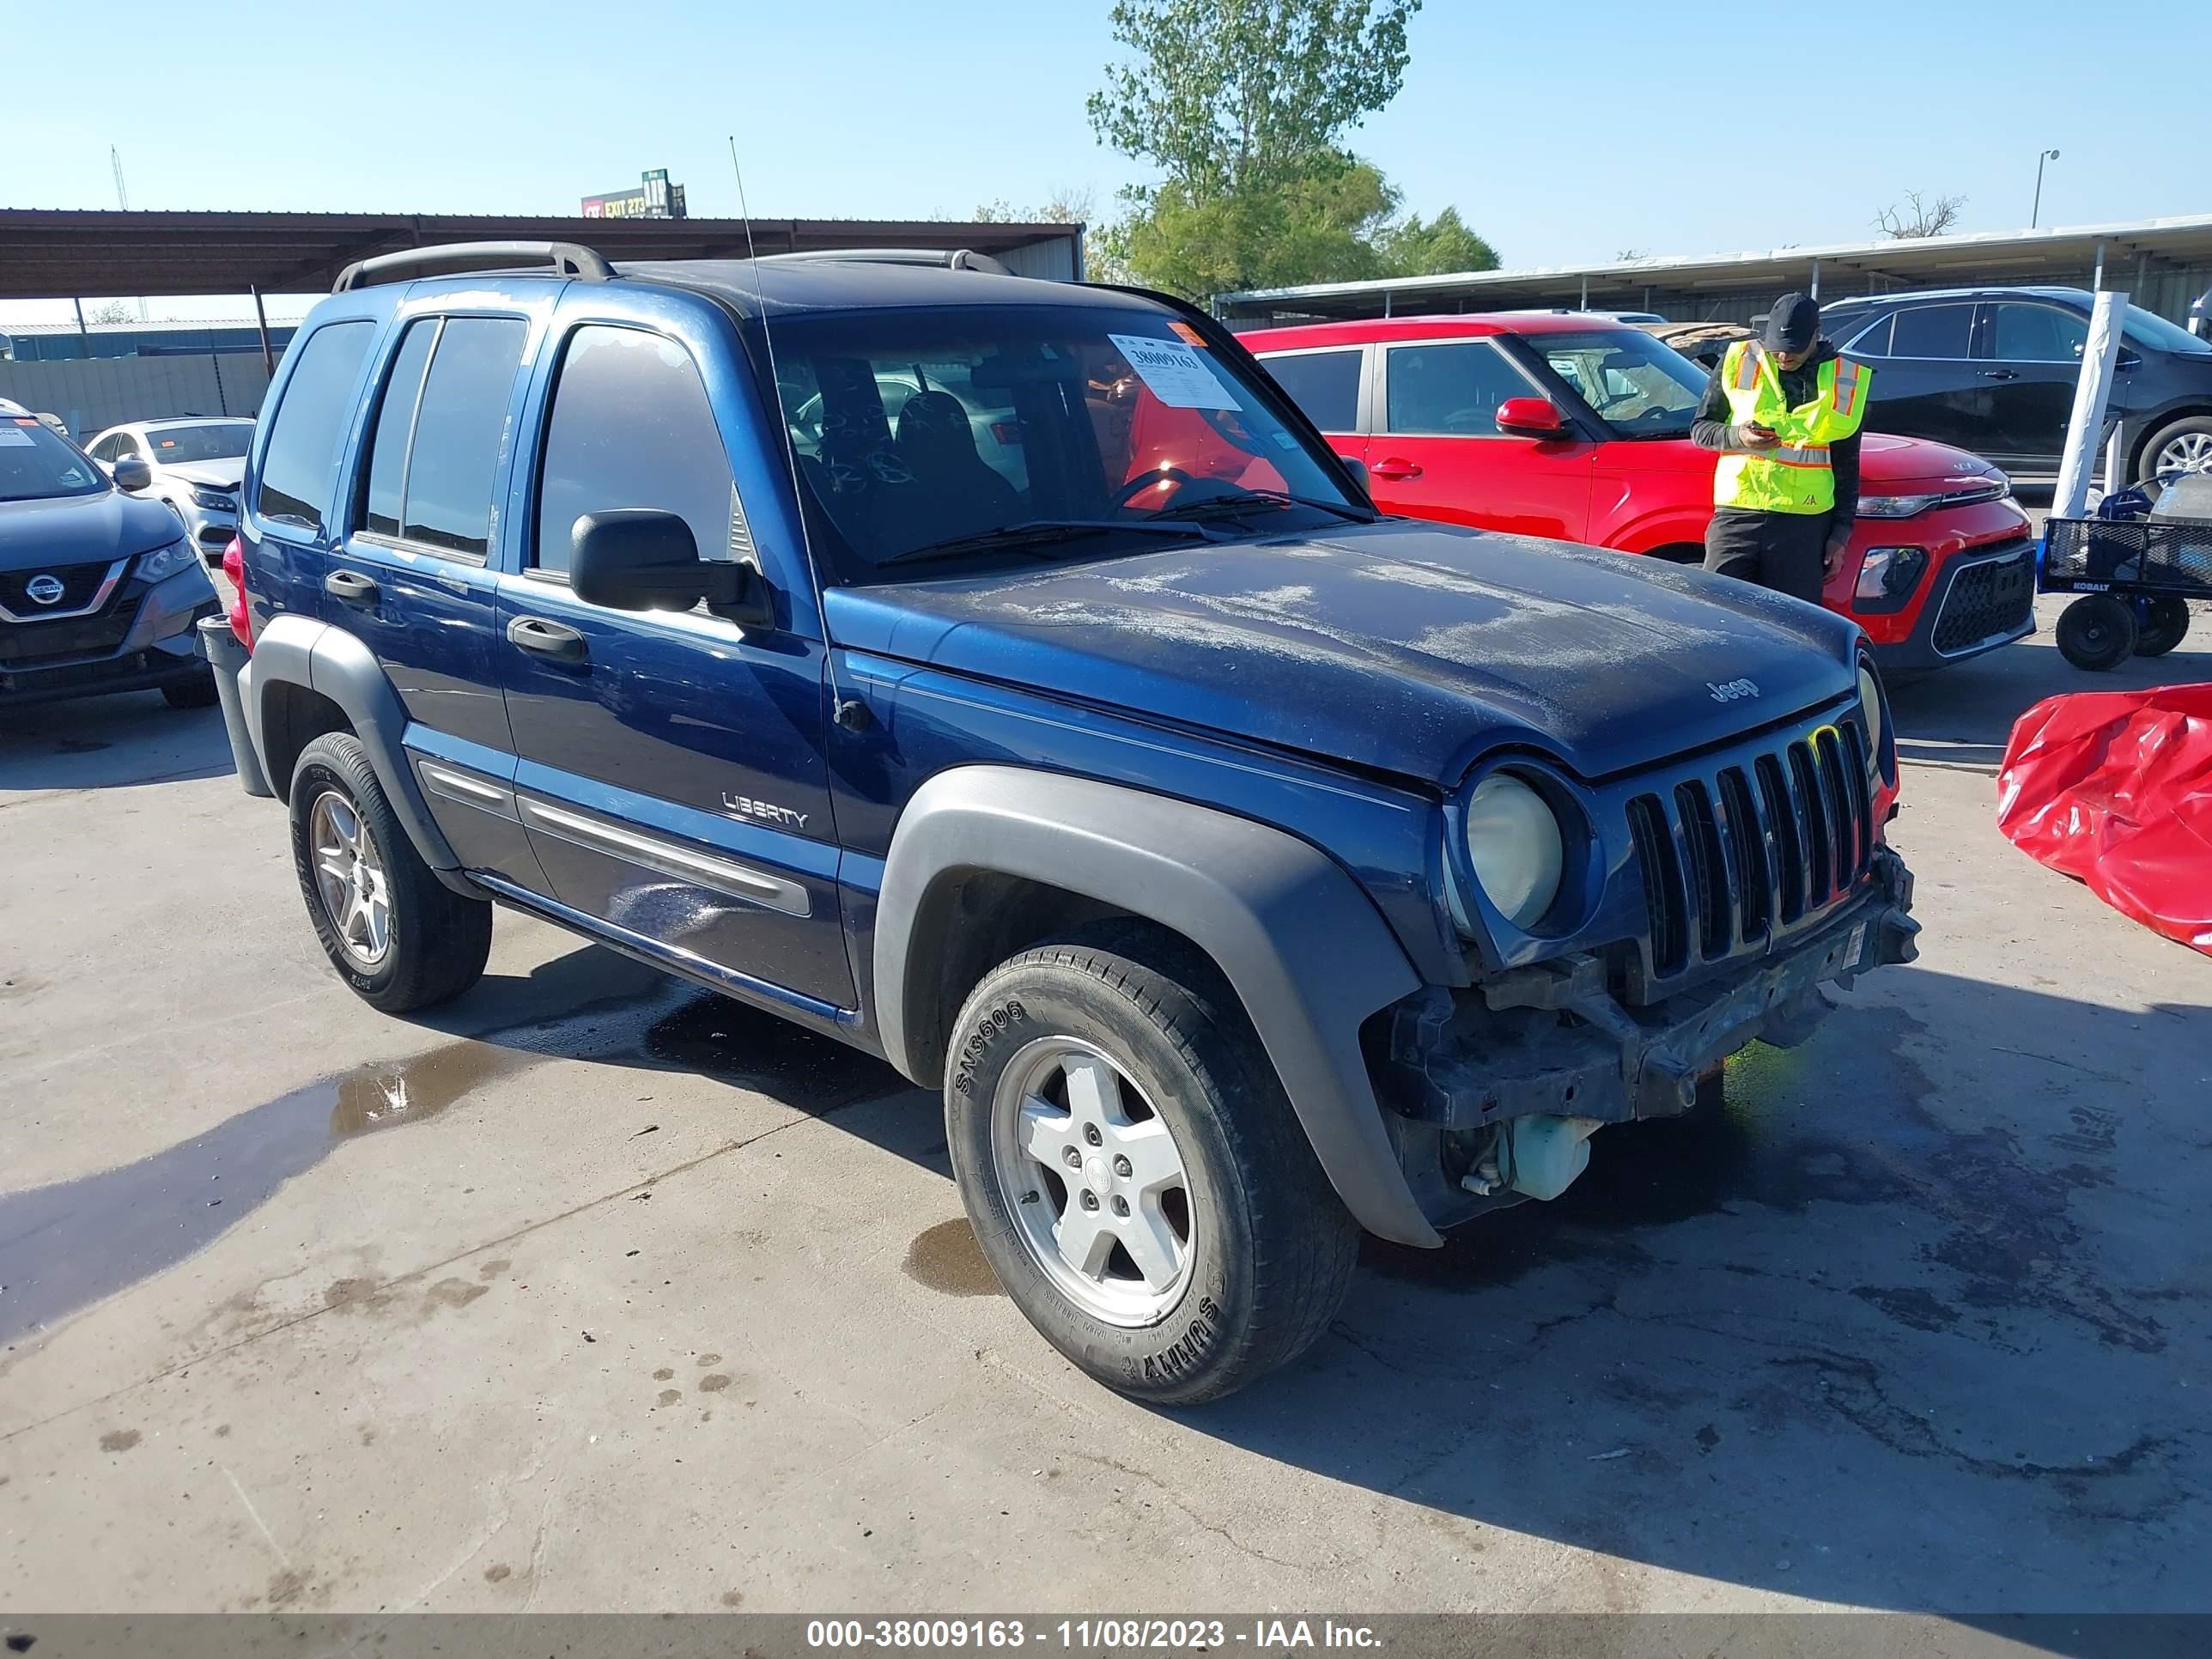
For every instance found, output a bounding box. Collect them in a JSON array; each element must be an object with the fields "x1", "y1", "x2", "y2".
[{"x1": 1246, "y1": 314, "x2": 2037, "y2": 673}]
